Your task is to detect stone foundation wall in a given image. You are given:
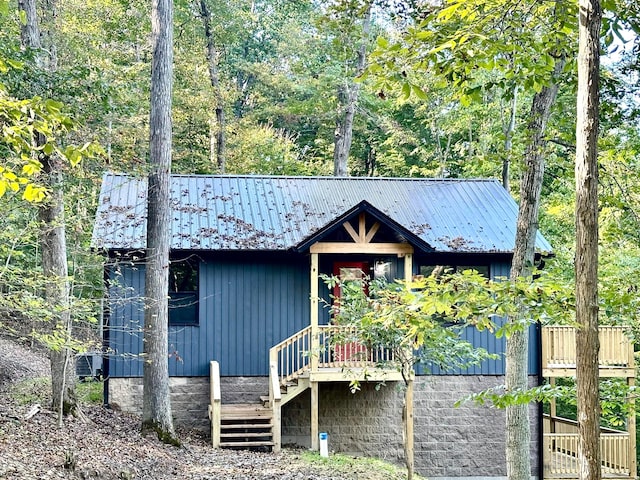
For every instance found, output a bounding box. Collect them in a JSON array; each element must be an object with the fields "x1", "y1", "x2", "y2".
[
  {"x1": 282, "y1": 382, "x2": 405, "y2": 466},
  {"x1": 108, "y1": 376, "x2": 267, "y2": 432},
  {"x1": 108, "y1": 375, "x2": 540, "y2": 478},
  {"x1": 413, "y1": 375, "x2": 540, "y2": 478},
  {"x1": 281, "y1": 376, "x2": 539, "y2": 478}
]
